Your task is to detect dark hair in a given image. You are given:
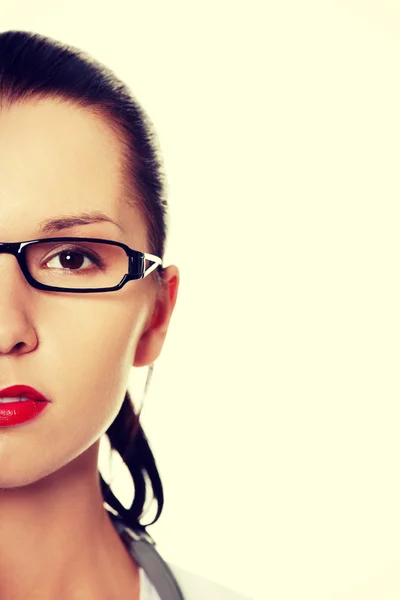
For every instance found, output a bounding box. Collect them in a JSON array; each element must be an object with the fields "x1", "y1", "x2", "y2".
[{"x1": 0, "y1": 30, "x2": 168, "y2": 532}]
